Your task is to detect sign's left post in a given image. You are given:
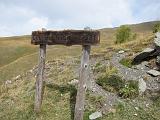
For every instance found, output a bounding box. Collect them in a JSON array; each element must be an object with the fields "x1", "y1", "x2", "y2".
[{"x1": 34, "y1": 29, "x2": 47, "y2": 113}]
